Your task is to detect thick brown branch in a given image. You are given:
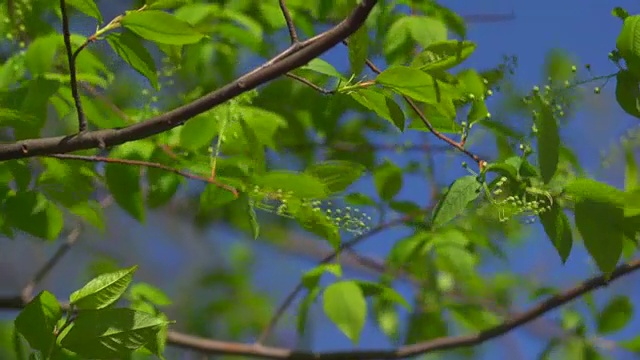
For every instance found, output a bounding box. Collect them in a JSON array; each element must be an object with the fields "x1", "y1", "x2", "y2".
[{"x1": 0, "y1": 0, "x2": 378, "y2": 161}]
